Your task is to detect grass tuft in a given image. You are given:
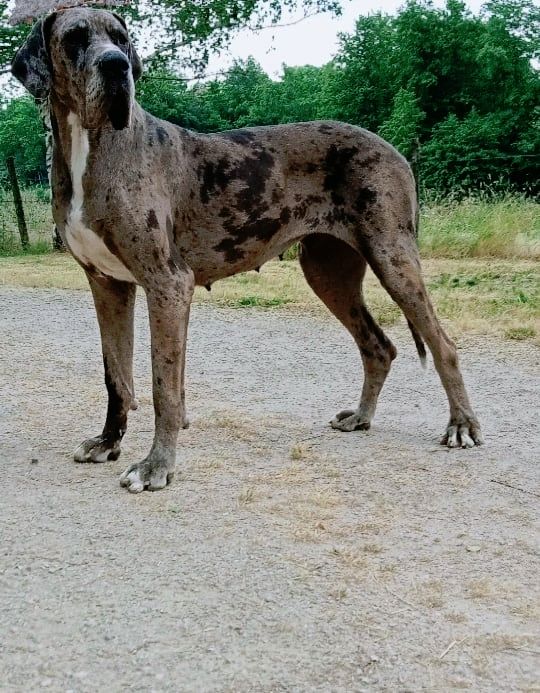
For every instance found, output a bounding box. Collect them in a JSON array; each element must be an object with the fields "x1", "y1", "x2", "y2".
[
  {"x1": 228, "y1": 295, "x2": 291, "y2": 308},
  {"x1": 419, "y1": 195, "x2": 539, "y2": 260},
  {"x1": 505, "y1": 326, "x2": 536, "y2": 340},
  {"x1": 0, "y1": 186, "x2": 53, "y2": 255}
]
